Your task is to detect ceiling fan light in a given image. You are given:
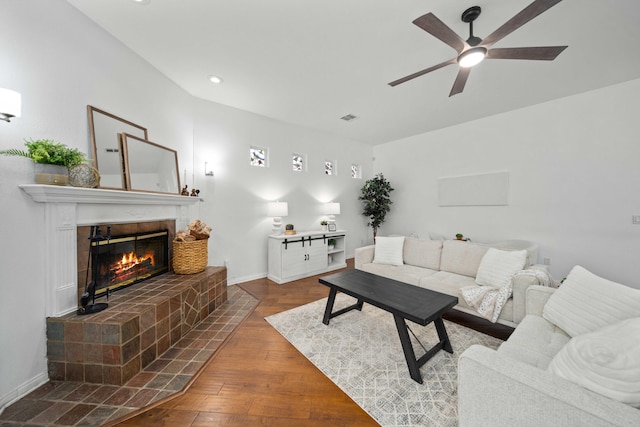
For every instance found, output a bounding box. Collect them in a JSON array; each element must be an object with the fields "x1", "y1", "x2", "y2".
[{"x1": 457, "y1": 47, "x2": 487, "y2": 68}]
